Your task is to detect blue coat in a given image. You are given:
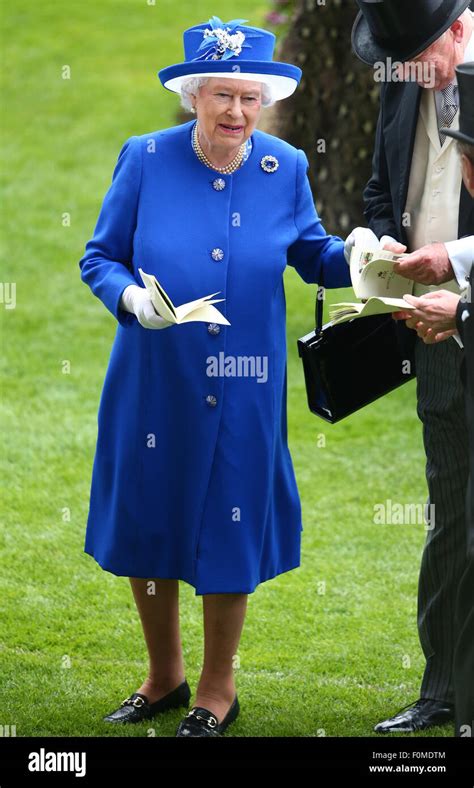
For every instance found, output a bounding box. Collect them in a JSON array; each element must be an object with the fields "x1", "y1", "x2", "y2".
[{"x1": 80, "y1": 119, "x2": 351, "y2": 595}]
